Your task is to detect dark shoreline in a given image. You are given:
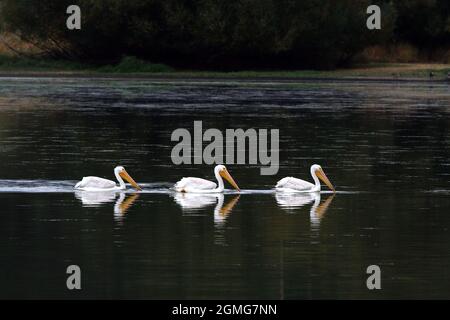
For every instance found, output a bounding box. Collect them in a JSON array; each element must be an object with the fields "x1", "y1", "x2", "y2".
[{"x1": 0, "y1": 72, "x2": 448, "y2": 83}]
